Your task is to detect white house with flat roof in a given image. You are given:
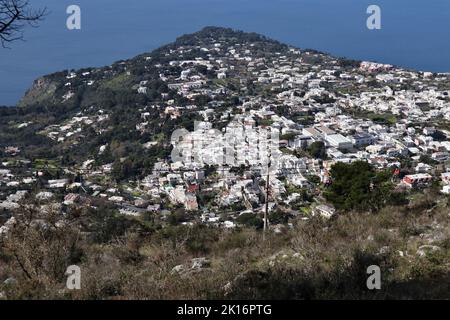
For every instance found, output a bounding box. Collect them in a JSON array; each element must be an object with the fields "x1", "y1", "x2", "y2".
[{"x1": 325, "y1": 134, "x2": 353, "y2": 151}]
